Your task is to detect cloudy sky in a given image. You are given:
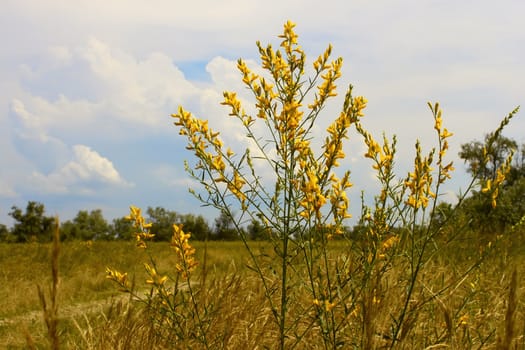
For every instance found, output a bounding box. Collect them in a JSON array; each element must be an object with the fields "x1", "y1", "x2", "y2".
[{"x1": 1, "y1": 0, "x2": 523, "y2": 227}]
